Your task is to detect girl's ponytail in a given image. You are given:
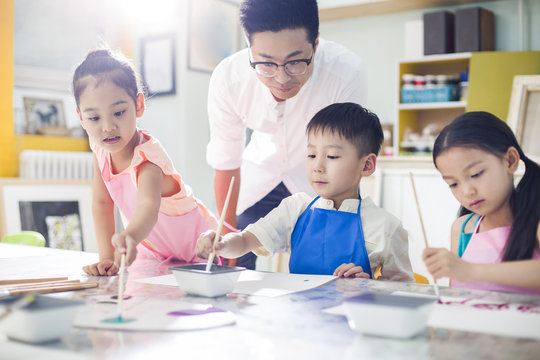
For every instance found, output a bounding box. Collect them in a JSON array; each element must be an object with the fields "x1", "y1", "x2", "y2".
[{"x1": 505, "y1": 154, "x2": 540, "y2": 260}]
